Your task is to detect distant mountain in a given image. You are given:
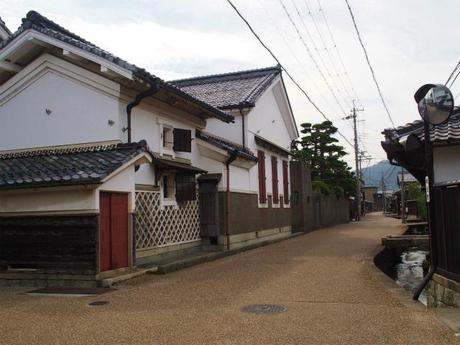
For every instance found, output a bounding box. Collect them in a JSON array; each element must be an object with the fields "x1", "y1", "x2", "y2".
[{"x1": 361, "y1": 160, "x2": 399, "y2": 191}]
